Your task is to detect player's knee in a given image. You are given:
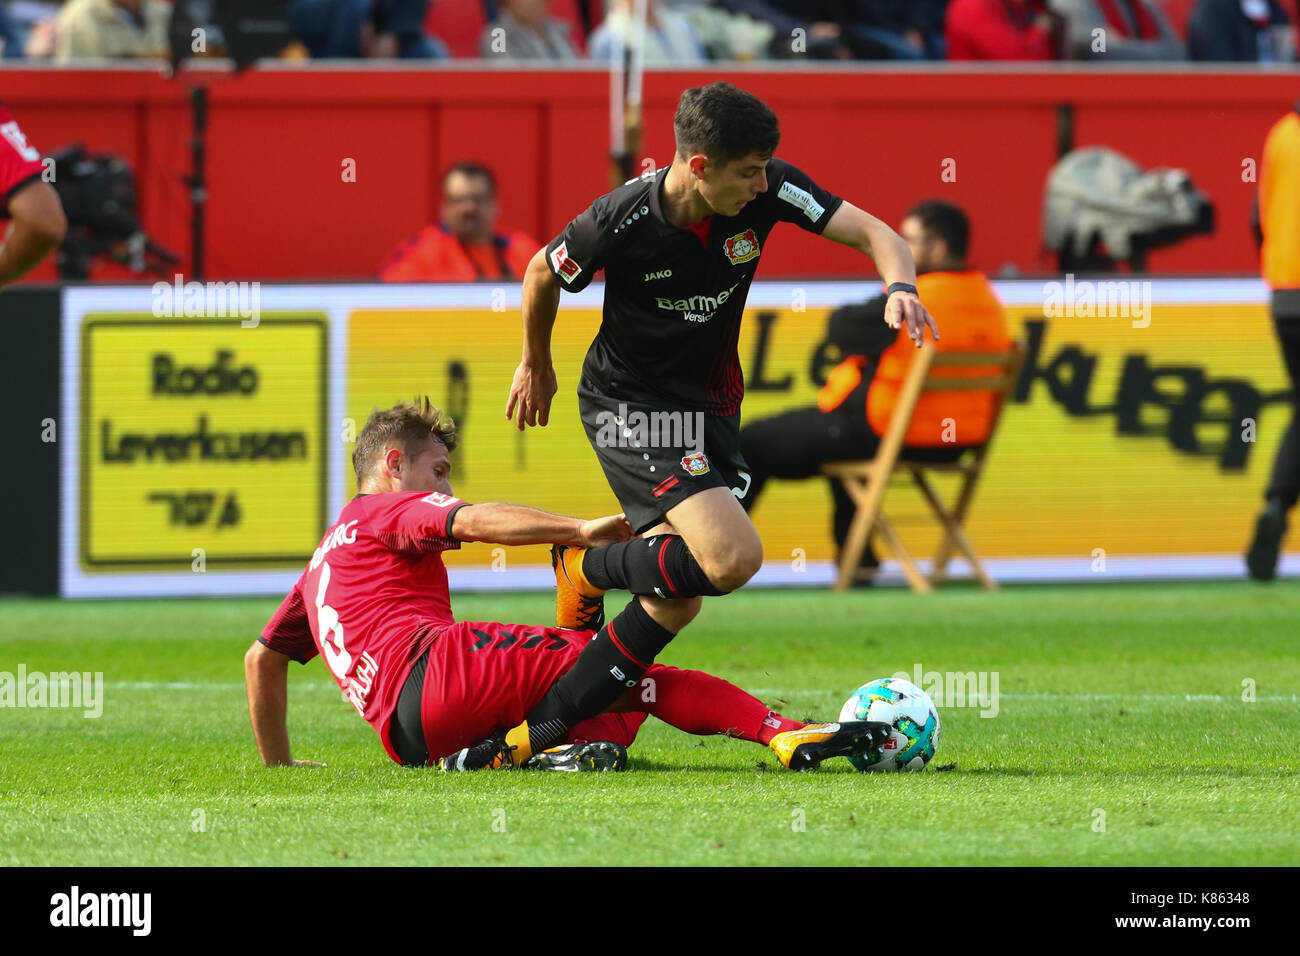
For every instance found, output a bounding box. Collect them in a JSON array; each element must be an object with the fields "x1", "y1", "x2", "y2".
[{"x1": 700, "y1": 540, "x2": 763, "y2": 593}]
